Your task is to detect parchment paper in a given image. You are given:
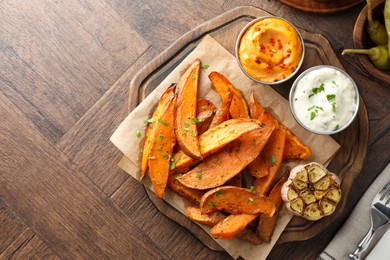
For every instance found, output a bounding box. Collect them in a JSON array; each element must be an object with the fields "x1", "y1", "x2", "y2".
[{"x1": 110, "y1": 35, "x2": 340, "y2": 260}]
